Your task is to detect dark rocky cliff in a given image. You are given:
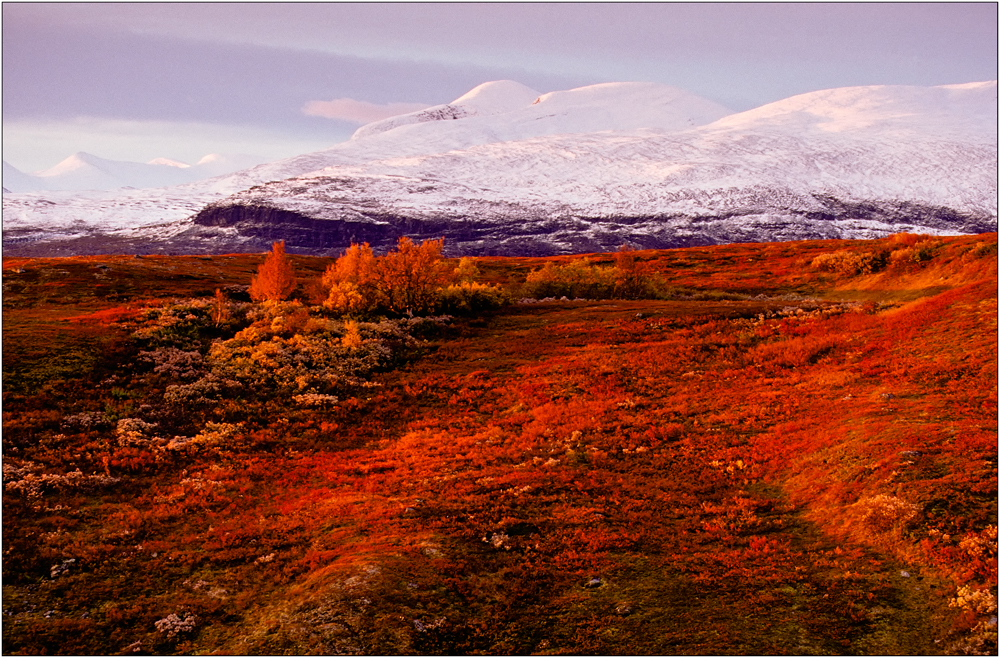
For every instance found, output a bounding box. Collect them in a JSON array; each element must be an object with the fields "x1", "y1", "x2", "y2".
[{"x1": 179, "y1": 196, "x2": 997, "y2": 257}]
